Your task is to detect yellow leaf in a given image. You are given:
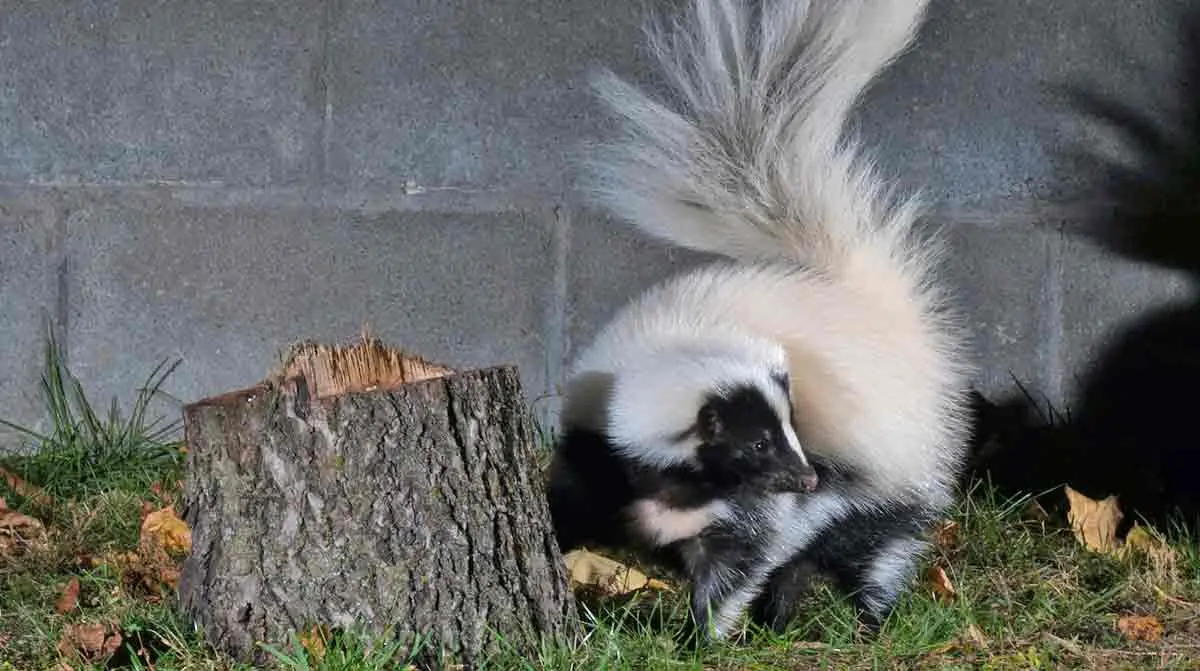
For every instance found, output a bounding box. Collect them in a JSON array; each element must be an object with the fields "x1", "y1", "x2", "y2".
[
  {"x1": 926, "y1": 565, "x2": 956, "y2": 603},
  {"x1": 563, "y1": 549, "x2": 672, "y2": 596},
  {"x1": 1122, "y1": 524, "x2": 1177, "y2": 564},
  {"x1": 140, "y1": 505, "x2": 192, "y2": 556},
  {"x1": 1121, "y1": 523, "x2": 1179, "y2": 587},
  {"x1": 1064, "y1": 486, "x2": 1122, "y2": 554},
  {"x1": 964, "y1": 623, "x2": 989, "y2": 650},
  {"x1": 1116, "y1": 614, "x2": 1163, "y2": 642},
  {"x1": 298, "y1": 624, "x2": 329, "y2": 660}
]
